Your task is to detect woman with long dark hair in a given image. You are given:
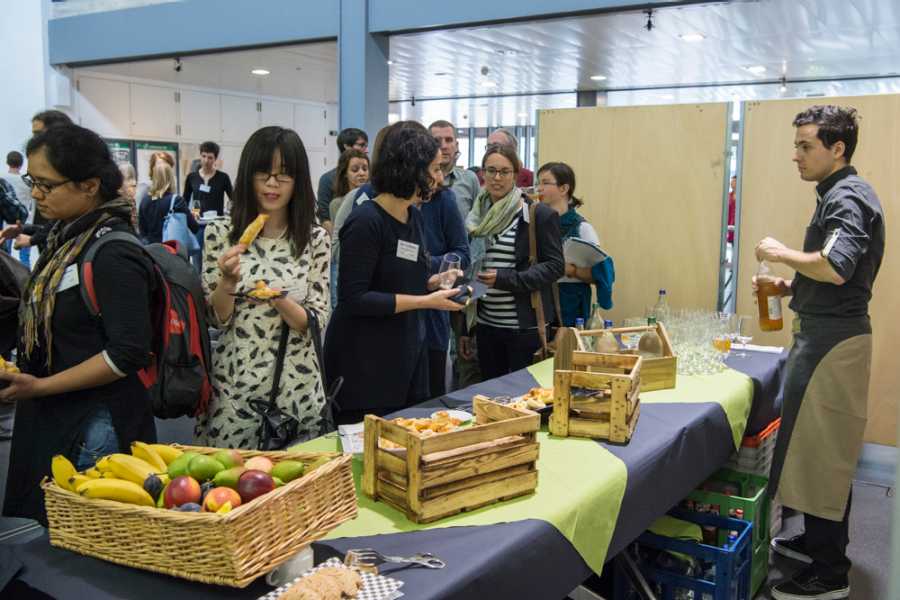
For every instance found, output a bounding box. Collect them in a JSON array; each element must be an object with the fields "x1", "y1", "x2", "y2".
[
  {"x1": 194, "y1": 126, "x2": 330, "y2": 448},
  {"x1": 0, "y1": 124, "x2": 156, "y2": 523},
  {"x1": 325, "y1": 127, "x2": 463, "y2": 423}
]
